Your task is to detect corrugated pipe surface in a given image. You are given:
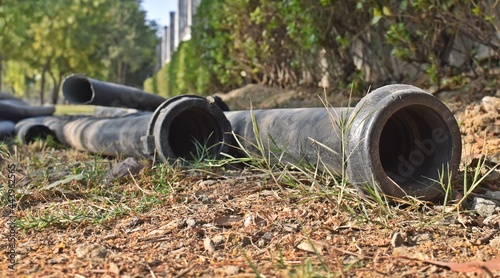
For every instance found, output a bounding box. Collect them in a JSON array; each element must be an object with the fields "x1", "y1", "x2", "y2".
[{"x1": 16, "y1": 95, "x2": 233, "y2": 162}]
